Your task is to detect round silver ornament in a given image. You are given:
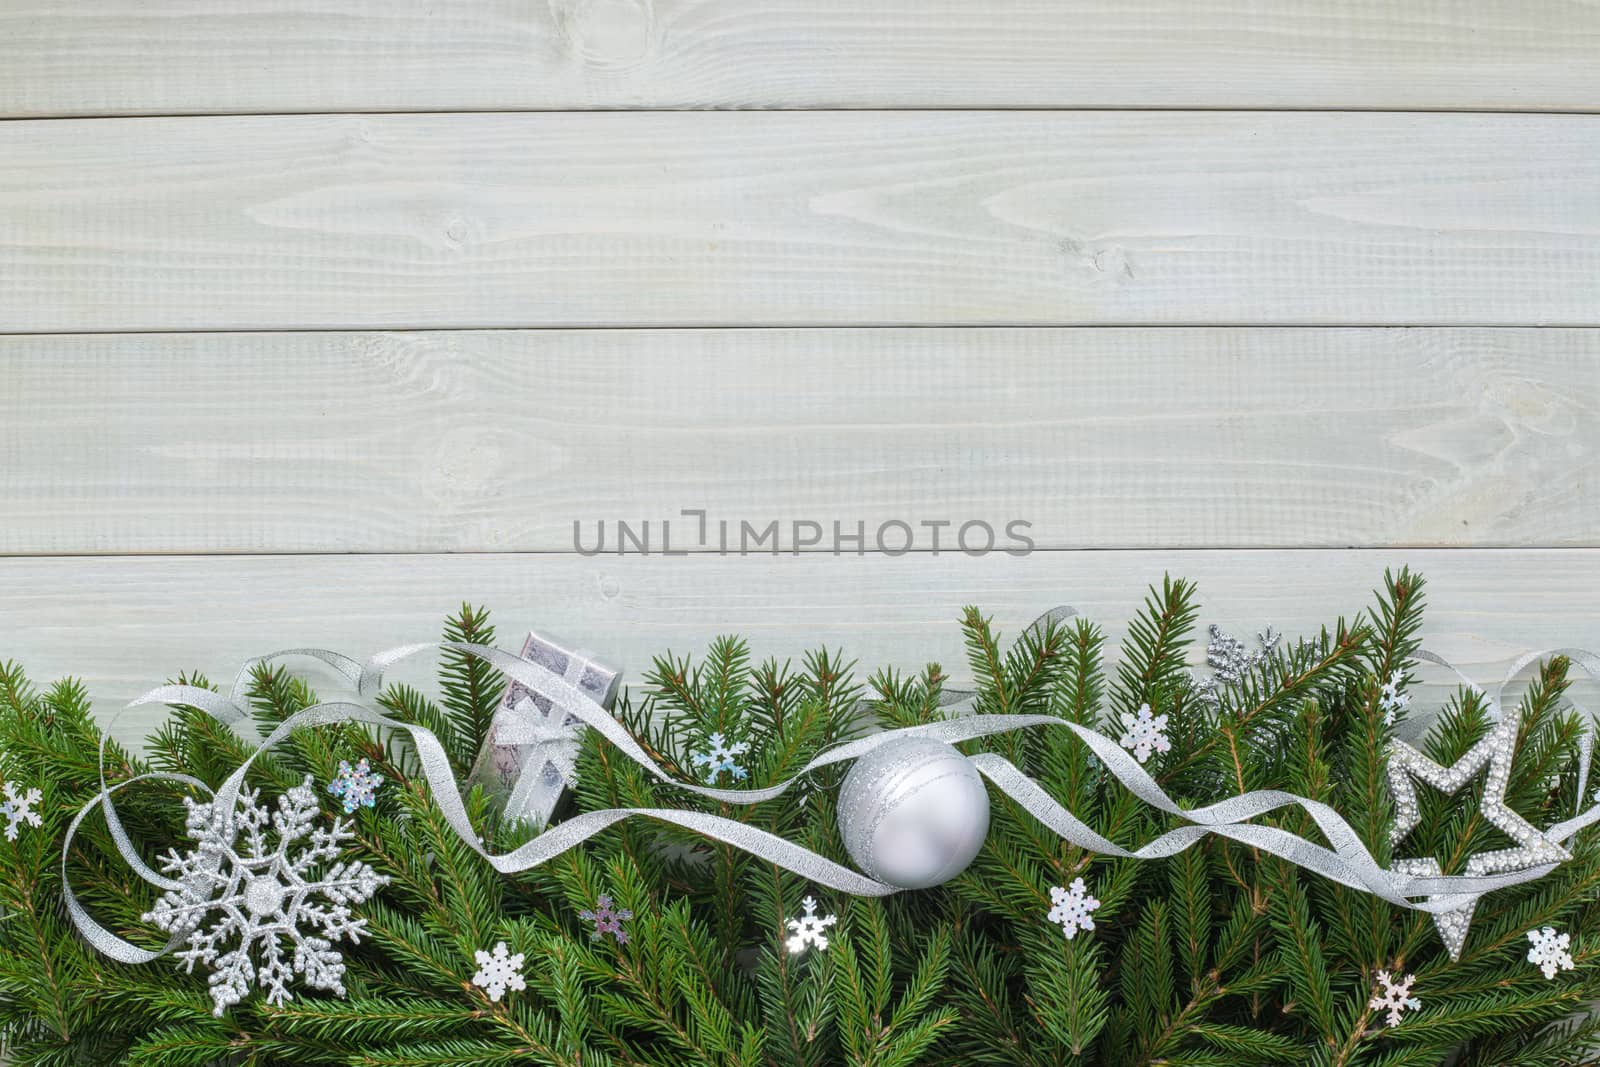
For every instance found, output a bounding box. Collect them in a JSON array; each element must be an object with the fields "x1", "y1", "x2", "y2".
[{"x1": 836, "y1": 736, "x2": 990, "y2": 889}]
